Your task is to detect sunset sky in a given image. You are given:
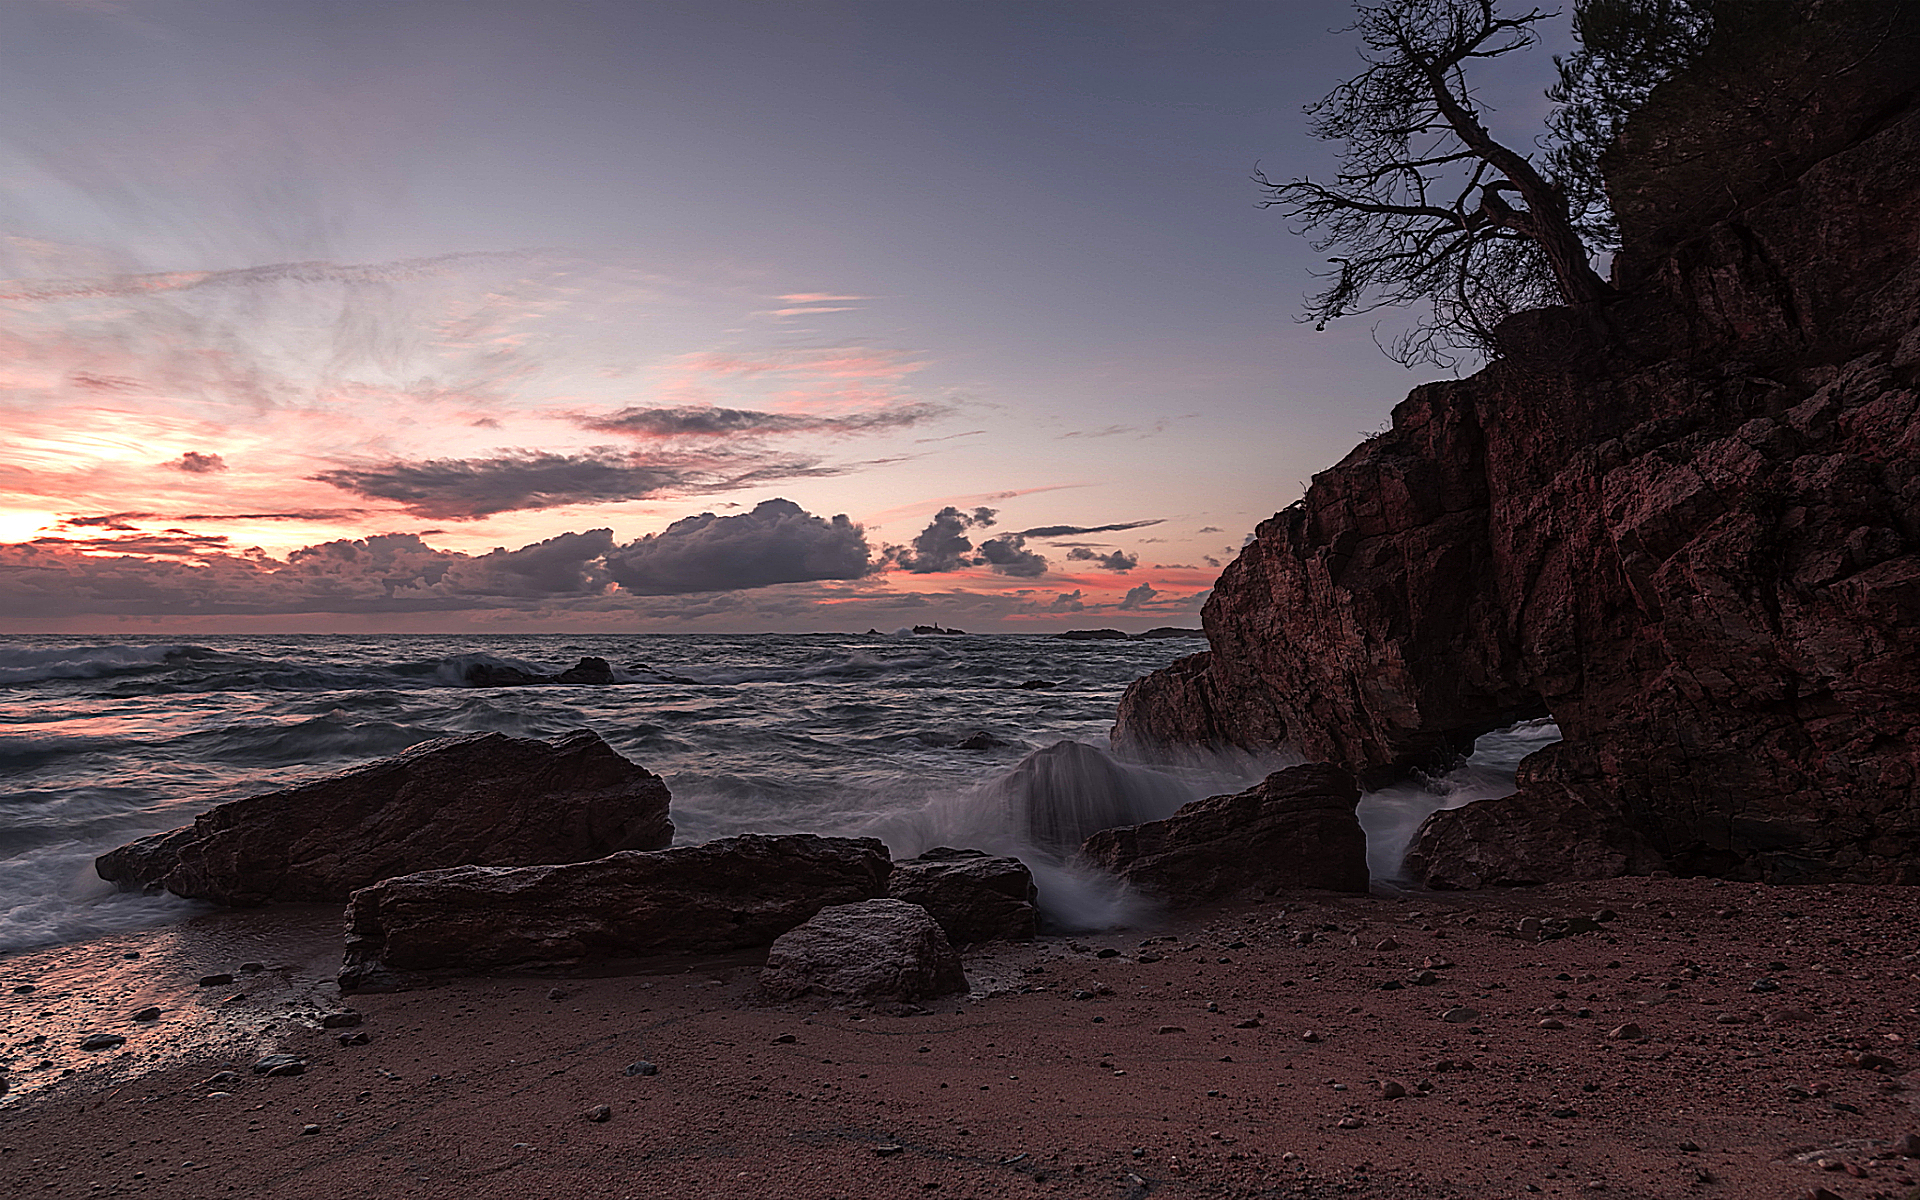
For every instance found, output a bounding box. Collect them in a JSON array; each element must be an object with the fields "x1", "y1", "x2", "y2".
[{"x1": 0, "y1": 0, "x2": 1569, "y2": 633}]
